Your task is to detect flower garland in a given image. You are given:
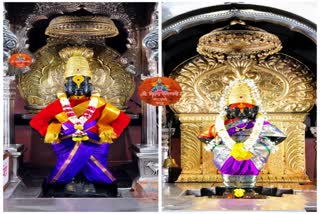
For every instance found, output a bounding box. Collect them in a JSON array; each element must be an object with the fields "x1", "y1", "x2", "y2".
[
  {"x1": 214, "y1": 79, "x2": 271, "y2": 153},
  {"x1": 58, "y1": 92, "x2": 99, "y2": 141},
  {"x1": 215, "y1": 112, "x2": 265, "y2": 152}
]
